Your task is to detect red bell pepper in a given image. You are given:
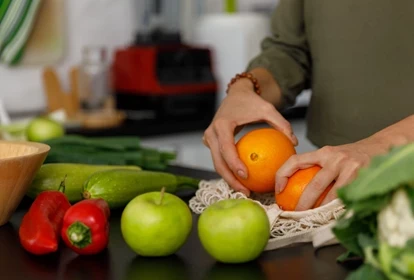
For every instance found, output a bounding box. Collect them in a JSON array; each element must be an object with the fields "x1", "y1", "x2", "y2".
[
  {"x1": 19, "y1": 180, "x2": 71, "y2": 255},
  {"x1": 61, "y1": 198, "x2": 110, "y2": 255}
]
